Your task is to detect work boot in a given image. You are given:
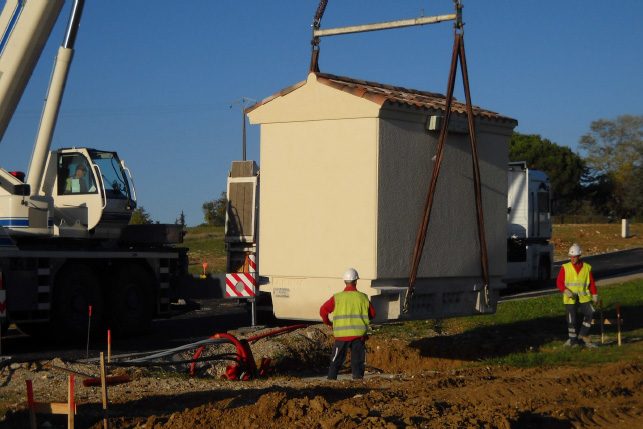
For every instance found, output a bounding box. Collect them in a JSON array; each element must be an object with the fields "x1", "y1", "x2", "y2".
[
  {"x1": 578, "y1": 338, "x2": 597, "y2": 349},
  {"x1": 563, "y1": 339, "x2": 578, "y2": 347}
]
